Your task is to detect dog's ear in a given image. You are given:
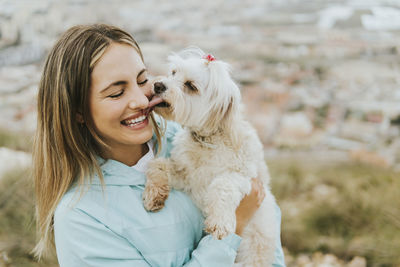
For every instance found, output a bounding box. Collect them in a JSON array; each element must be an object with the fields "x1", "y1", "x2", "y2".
[
  {"x1": 203, "y1": 60, "x2": 242, "y2": 148},
  {"x1": 221, "y1": 96, "x2": 242, "y2": 150}
]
